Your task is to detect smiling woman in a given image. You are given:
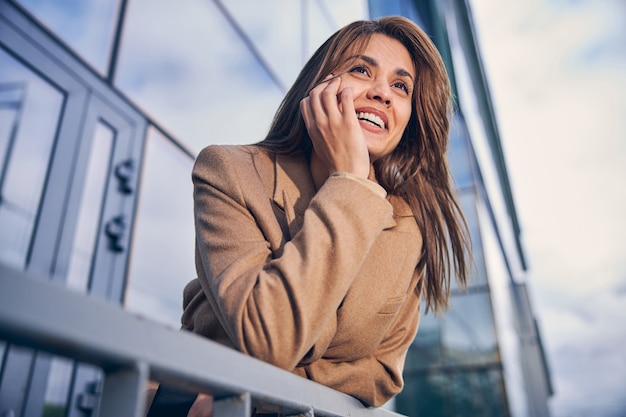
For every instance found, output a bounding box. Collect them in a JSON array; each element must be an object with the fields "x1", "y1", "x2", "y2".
[{"x1": 147, "y1": 16, "x2": 471, "y2": 417}]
